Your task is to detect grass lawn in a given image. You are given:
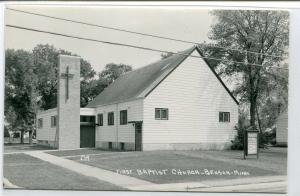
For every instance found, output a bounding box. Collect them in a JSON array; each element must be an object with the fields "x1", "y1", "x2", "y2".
[
  {"x1": 65, "y1": 149, "x2": 284, "y2": 184},
  {"x1": 4, "y1": 144, "x2": 53, "y2": 153},
  {"x1": 3, "y1": 153, "x2": 126, "y2": 191},
  {"x1": 178, "y1": 147, "x2": 287, "y2": 175}
]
